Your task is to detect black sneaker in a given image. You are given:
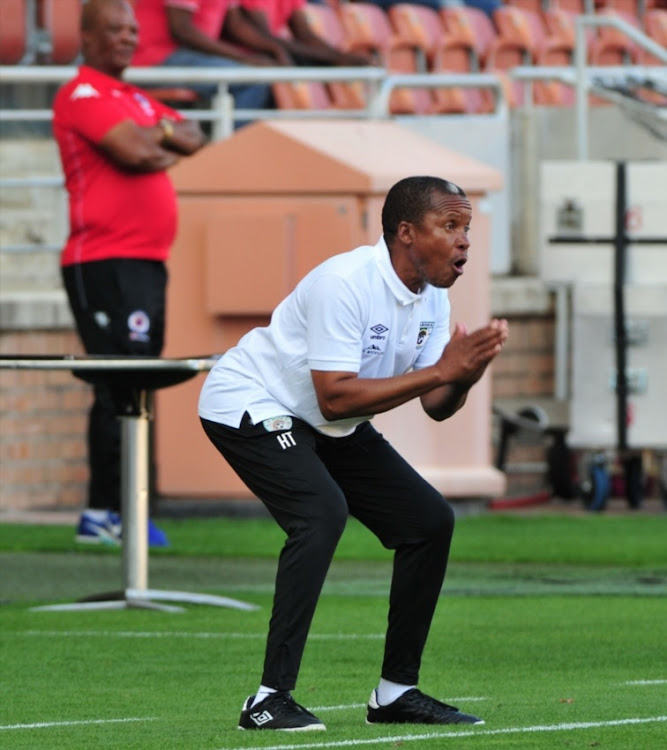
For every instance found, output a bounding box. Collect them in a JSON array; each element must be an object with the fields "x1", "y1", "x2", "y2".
[
  {"x1": 238, "y1": 691, "x2": 326, "y2": 731},
  {"x1": 366, "y1": 688, "x2": 484, "y2": 726}
]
